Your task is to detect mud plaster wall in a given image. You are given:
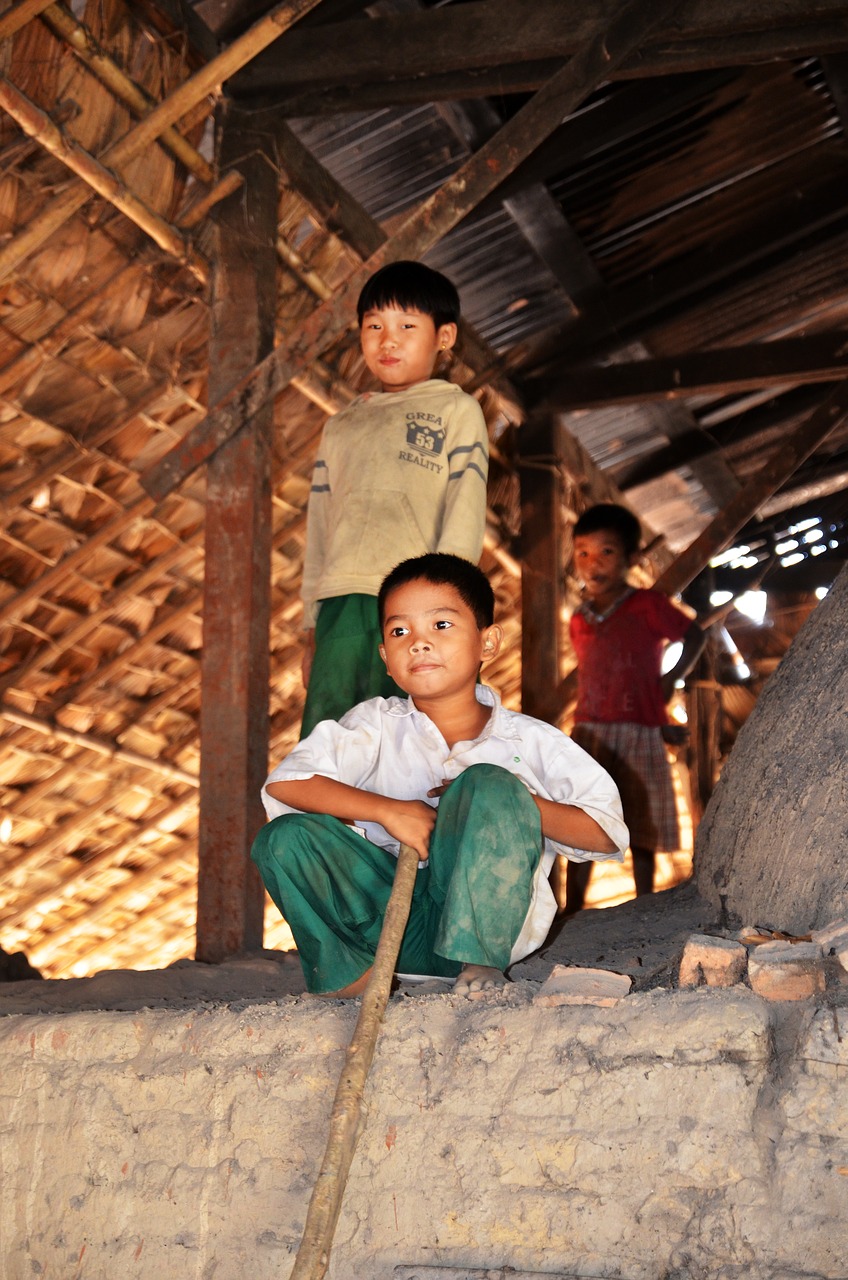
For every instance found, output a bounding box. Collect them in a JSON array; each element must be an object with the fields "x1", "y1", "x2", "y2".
[{"x1": 1, "y1": 986, "x2": 847, "y2": 1280}]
